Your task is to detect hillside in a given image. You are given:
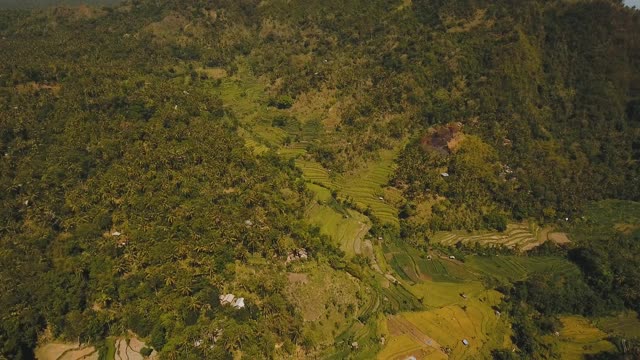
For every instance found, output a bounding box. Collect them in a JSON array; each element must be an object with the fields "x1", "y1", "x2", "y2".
[{"x1": 1, "y1": 0, "x2": 639, "y2": 359}]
